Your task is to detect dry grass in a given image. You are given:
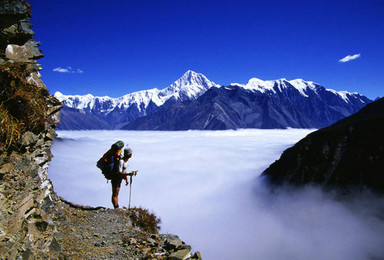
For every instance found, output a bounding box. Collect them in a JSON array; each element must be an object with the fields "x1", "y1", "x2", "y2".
[
  {"x1": 0, "y1": 105, "x2": 22, "y2": 150},
  {"x1": 129, "y1": 207, "x2": 162, "y2": 234},
  {"x1": 0, "y1": 62, "x2": 49, "y2": 151}
]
